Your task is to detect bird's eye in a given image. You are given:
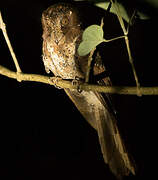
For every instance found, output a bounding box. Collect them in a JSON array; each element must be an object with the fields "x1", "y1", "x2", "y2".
[{"x1": 61, "y1": 16, "x2": 69, "y2": 26}]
